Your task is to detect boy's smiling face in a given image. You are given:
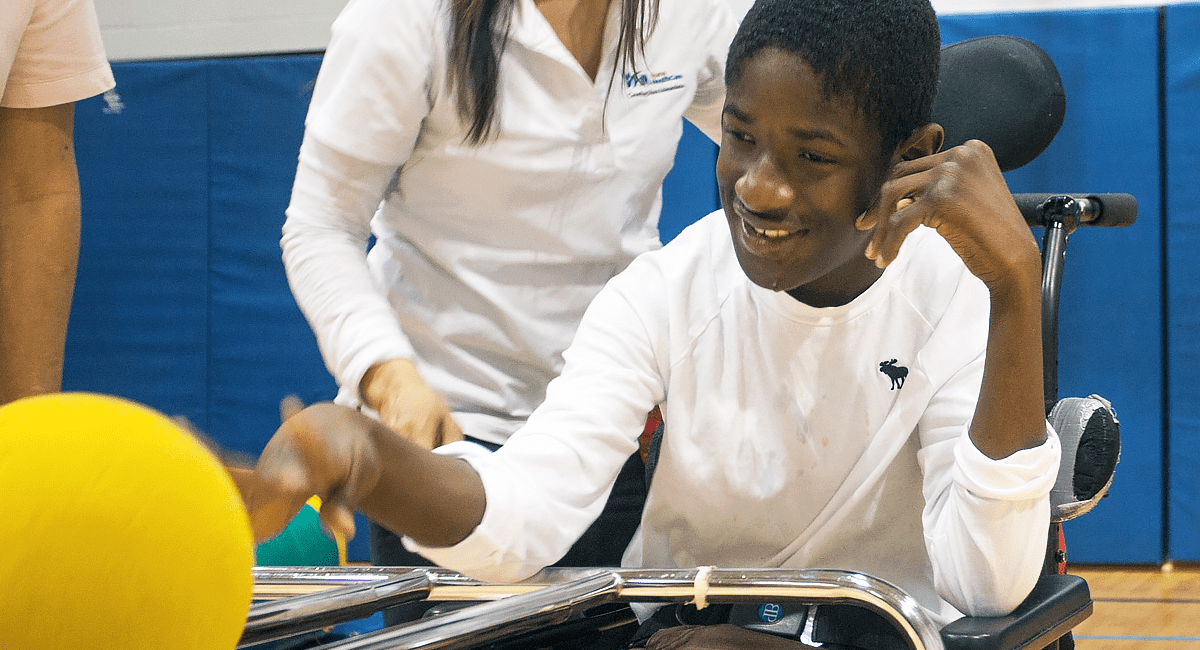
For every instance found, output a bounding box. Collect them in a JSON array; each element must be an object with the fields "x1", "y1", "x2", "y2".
[{"x1": 717, "y1": 47, "x2": 893, "y2": 307}]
